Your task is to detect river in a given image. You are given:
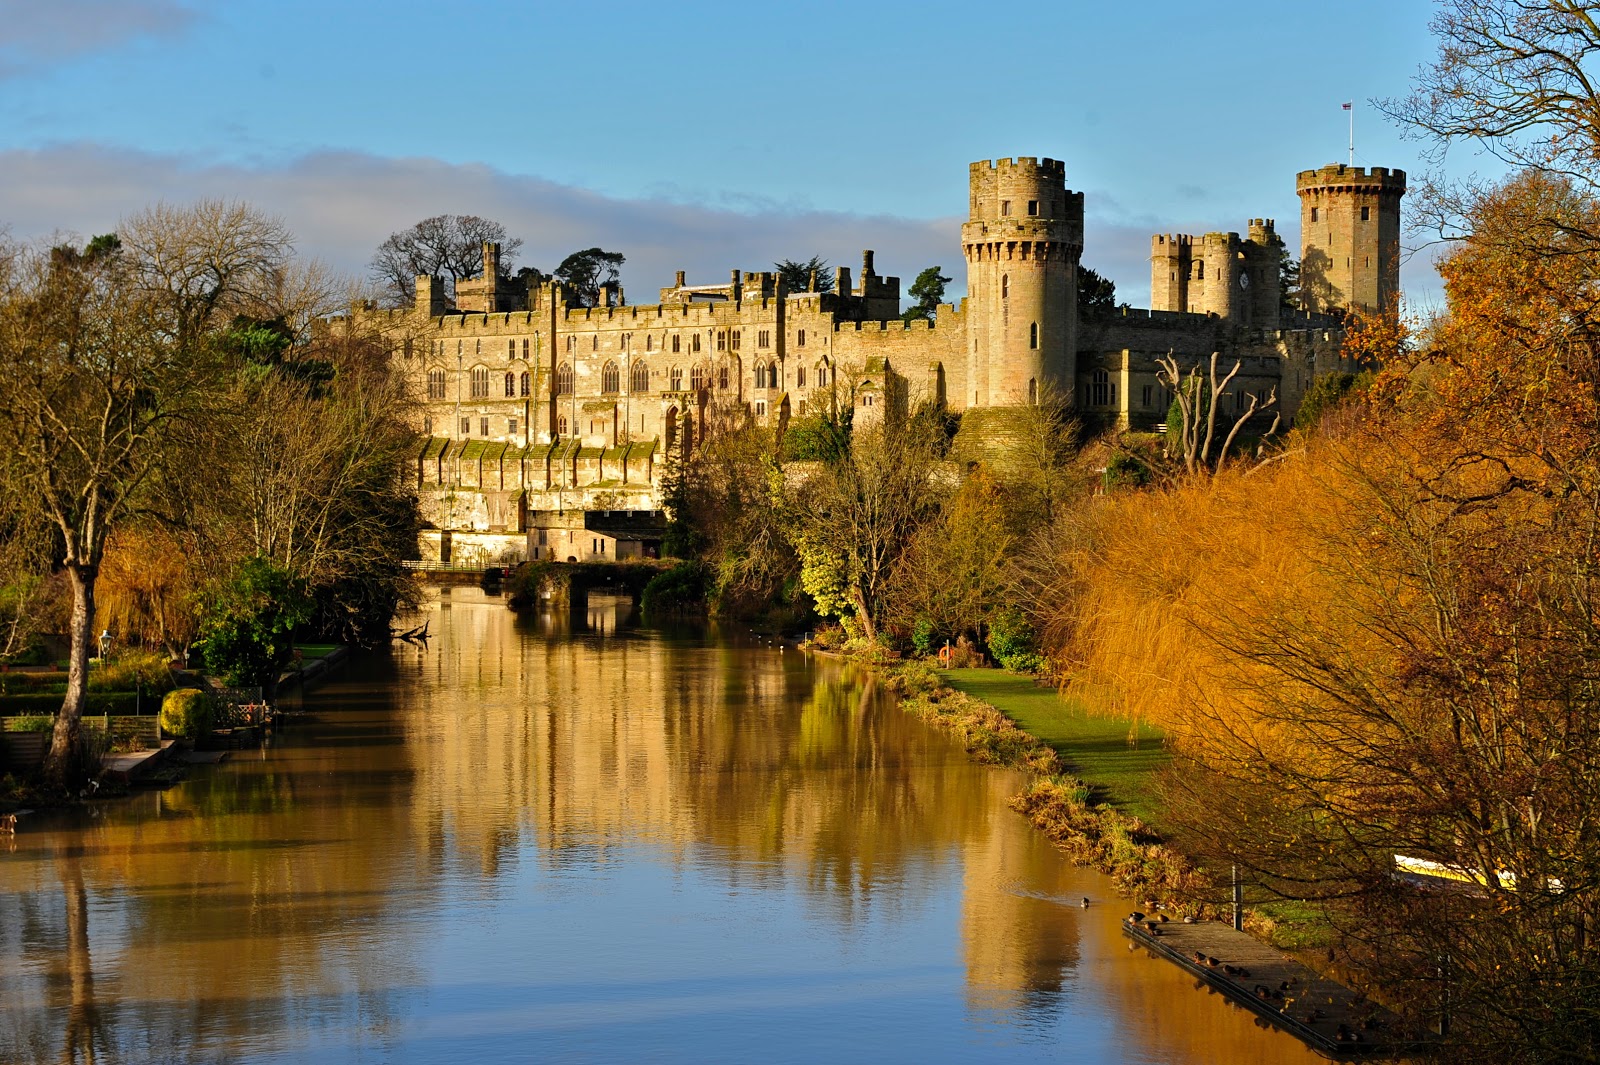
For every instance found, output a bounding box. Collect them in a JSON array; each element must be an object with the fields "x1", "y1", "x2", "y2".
[{"x1": 0, "y1": 588, "x2": 1320, "y2": 1064}]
